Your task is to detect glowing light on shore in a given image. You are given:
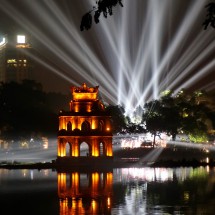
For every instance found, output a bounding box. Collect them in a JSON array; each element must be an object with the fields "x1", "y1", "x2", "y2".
[
  {"x1": 120, "y1": 133, "x2": 169, "y2": 148},
  {"x1": 167, "y1": 141, "x2": 215, "y2": 152},
  {"x1": 0, "y1": 0, "x2": 213, "y2": 116}
]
